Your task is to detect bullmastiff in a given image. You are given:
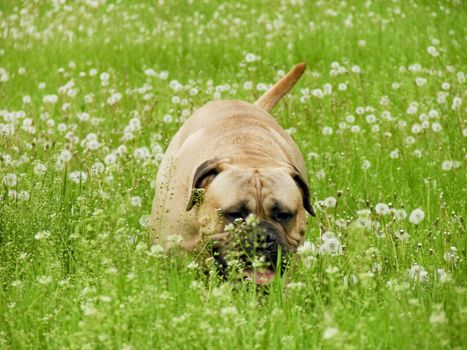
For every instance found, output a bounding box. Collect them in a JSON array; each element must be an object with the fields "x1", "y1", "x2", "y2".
[{"x1": 150, "y1": 63, "x2": 315, "y2": 284}]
